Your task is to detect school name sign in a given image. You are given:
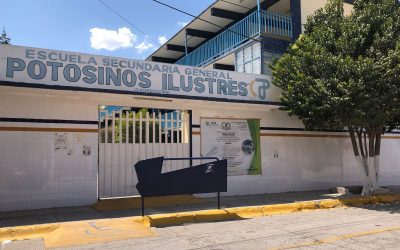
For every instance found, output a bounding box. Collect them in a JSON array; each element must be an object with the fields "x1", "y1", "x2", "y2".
[{"x1": 0, "y1": 45, "x2": 273, "y2": 103}]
